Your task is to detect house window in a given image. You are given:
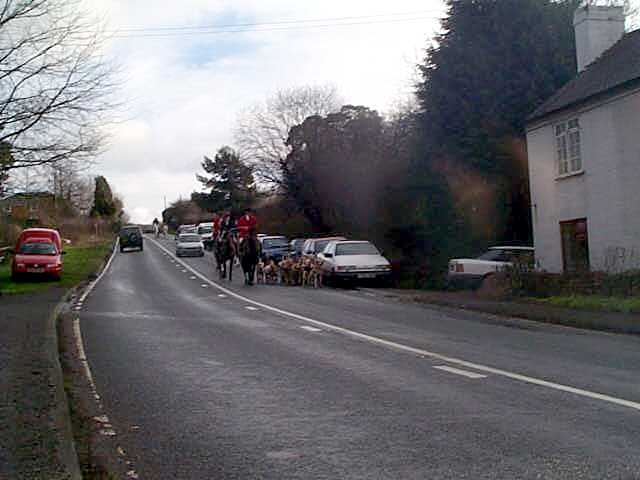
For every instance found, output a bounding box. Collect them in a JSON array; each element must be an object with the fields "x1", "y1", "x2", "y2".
[
  {"x1": 560, "y1": 218, "x2": 589, "y2": 274},
  {"x1": 555, "y1": 118, "x2": 581, "y2": 175}
]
